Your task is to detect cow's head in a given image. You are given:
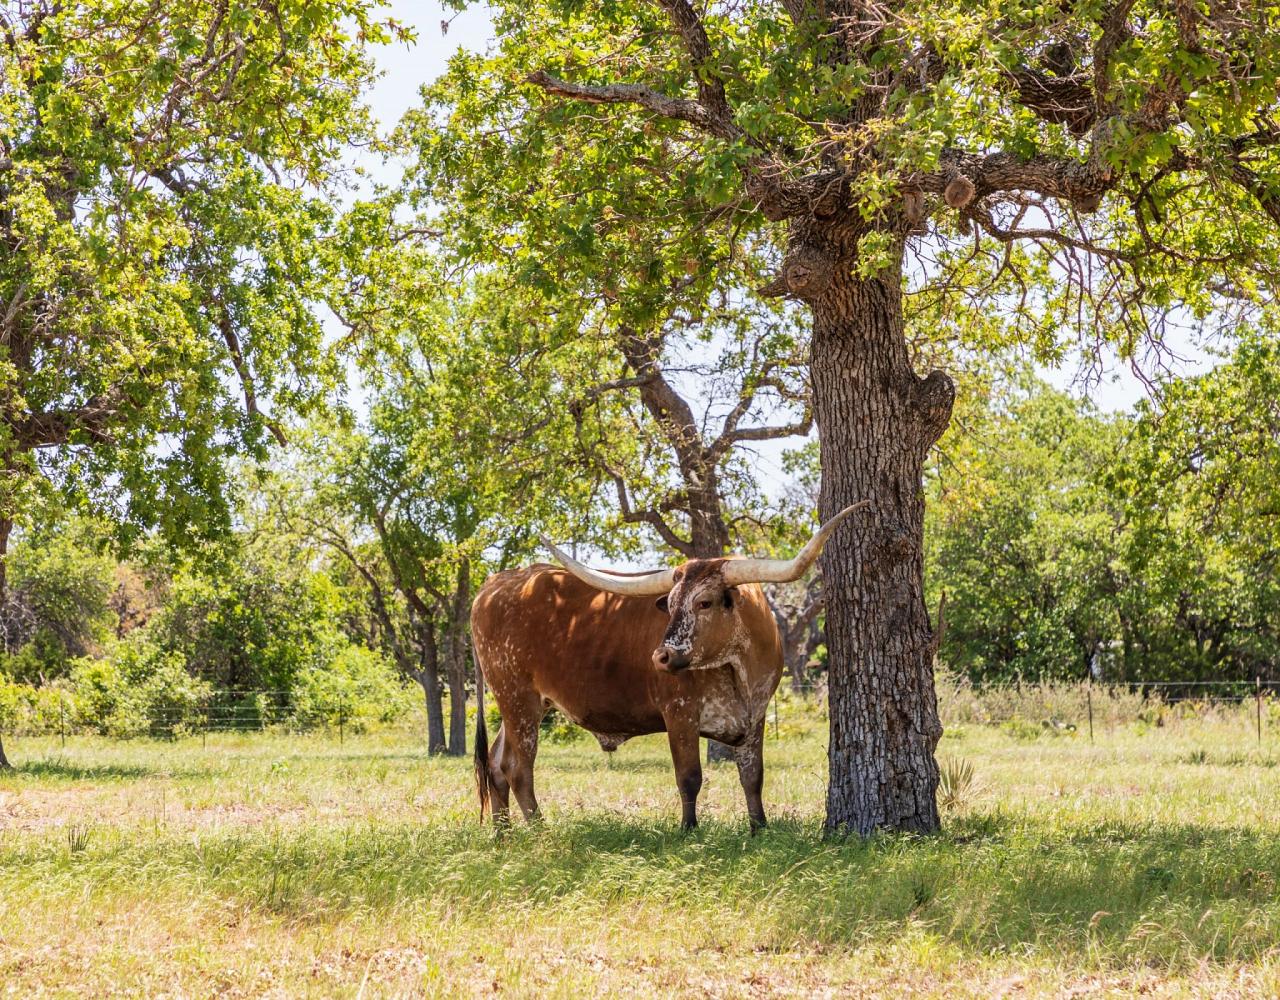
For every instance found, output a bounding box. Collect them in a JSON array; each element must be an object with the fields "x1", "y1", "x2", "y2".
[{"x1": 541, "y1": 502, "x2": 868, "y2": 673}]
